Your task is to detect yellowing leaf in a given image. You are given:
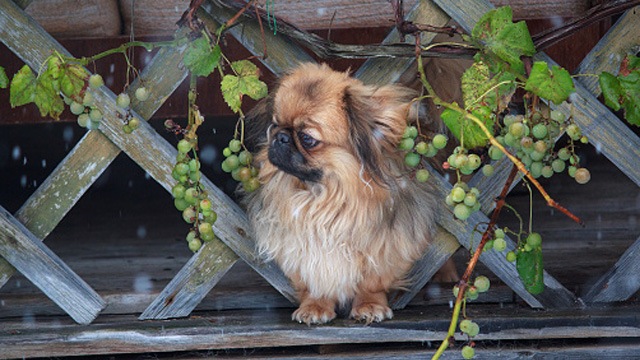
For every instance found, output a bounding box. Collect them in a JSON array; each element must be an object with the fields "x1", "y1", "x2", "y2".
[{"x1": 10, "y1": 65, "x2": 37, "y2": 108}]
